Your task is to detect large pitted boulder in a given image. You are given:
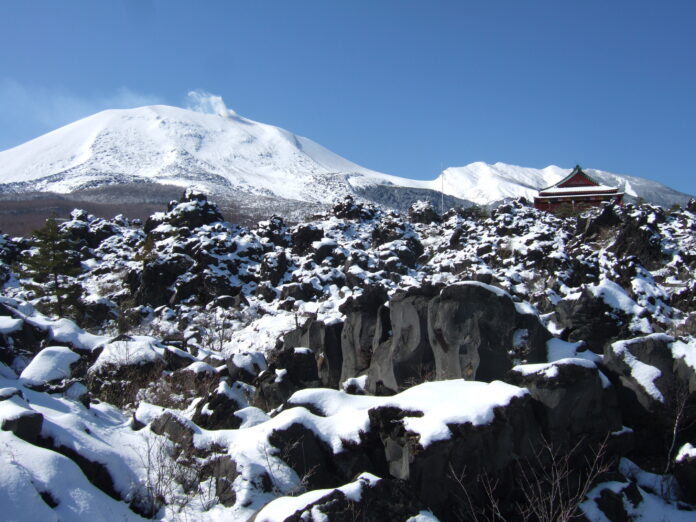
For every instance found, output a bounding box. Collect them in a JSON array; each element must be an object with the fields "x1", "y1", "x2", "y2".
[
  {"x1": 508, "y1": 358, "x2": 623, "y2": 452},
  {"x1": 427, "y1": 282, "x2": 518, "y2": 382},
  {"x1": 338, "y1": 285, "x2": 388, "y2": 384},
  {"x1": 252, "y1": 473, "x2": 425, "y2": 522},
  {"x1": 366, "y1": 285, "x2": 439, "y2": 394},
  {"x1": 281, "y1": 318, "x2": 343, "y2": 389},
  {"x1": 252, "y1": 347, "x2": 322, "y2": 411},
  {"x1": 603, "y1": 334, "x2": 696, "y2": 446}
]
